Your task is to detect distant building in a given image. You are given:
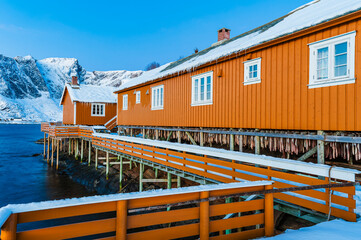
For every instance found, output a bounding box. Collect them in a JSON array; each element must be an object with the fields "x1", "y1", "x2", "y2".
[{"x1": 60, "y1": 76, "x2": 117, "y2": 126}]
